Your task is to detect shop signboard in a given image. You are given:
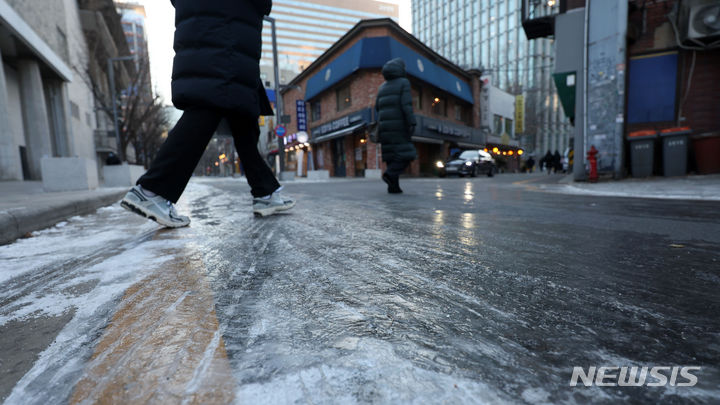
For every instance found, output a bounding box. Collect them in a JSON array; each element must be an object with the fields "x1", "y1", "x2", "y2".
[
  {"x1": 310, "y1": 108, "x2": 372, "y2": 139},
  {"x1": 296, "y1": 100, "x2": 307, "y2": 131}
]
